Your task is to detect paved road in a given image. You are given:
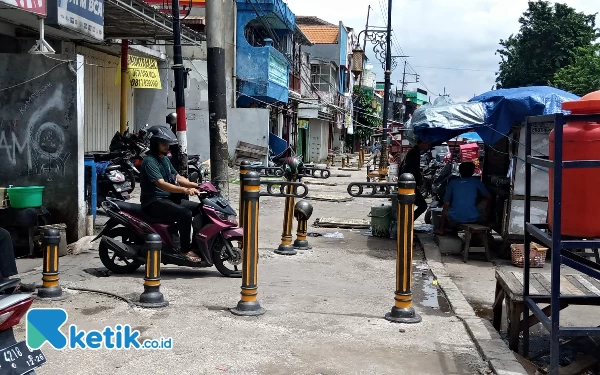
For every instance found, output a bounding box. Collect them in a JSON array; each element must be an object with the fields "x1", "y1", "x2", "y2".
[{"x1": 15, "y1": 166, "x2": 490, "y2": 374}]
